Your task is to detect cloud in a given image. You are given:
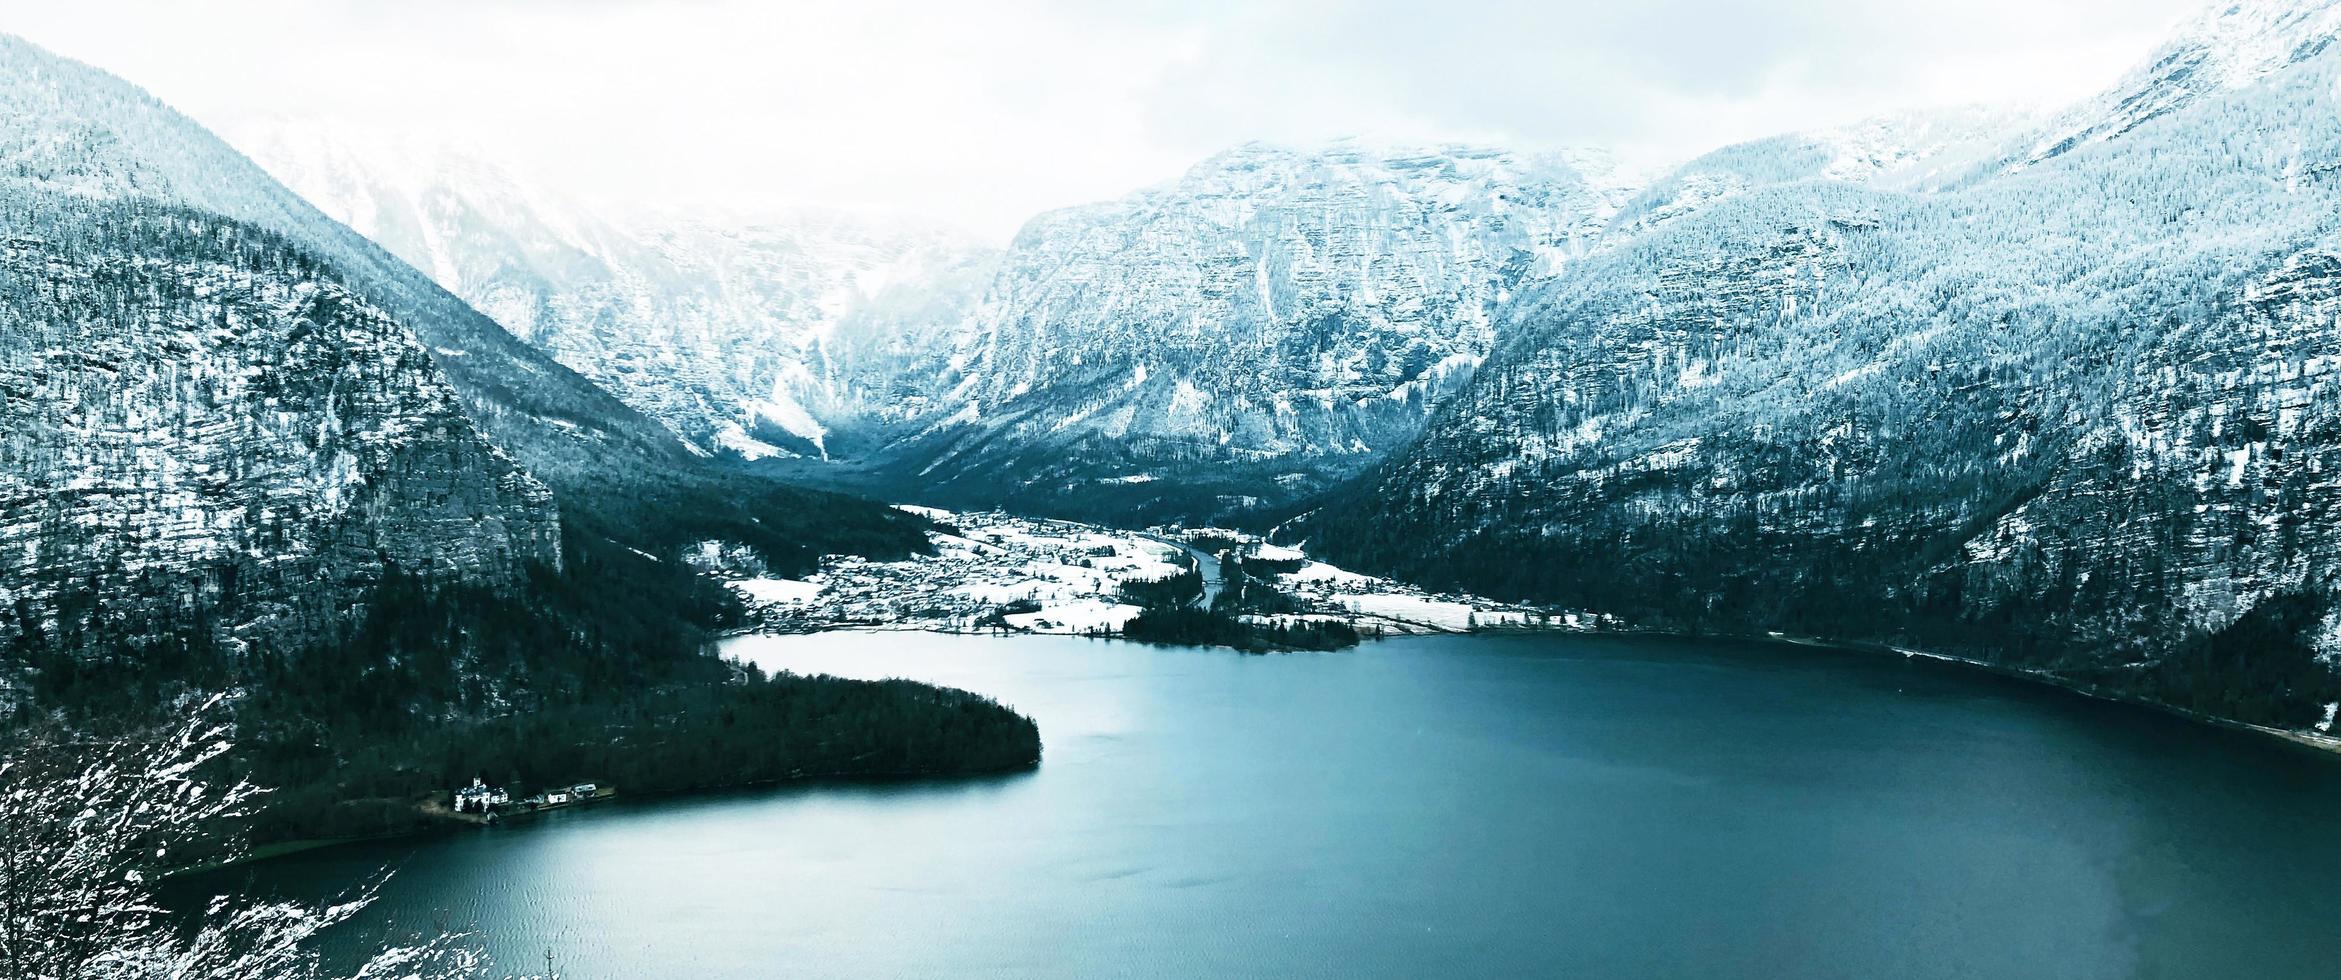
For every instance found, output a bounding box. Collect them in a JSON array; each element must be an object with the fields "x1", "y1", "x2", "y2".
[
  {"x1": 1067, "y1": 0, "x2": 2203, "y2": 157},
  {"x1": 4, "y1": 0, "x2": 2205, "y2": 241}
]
